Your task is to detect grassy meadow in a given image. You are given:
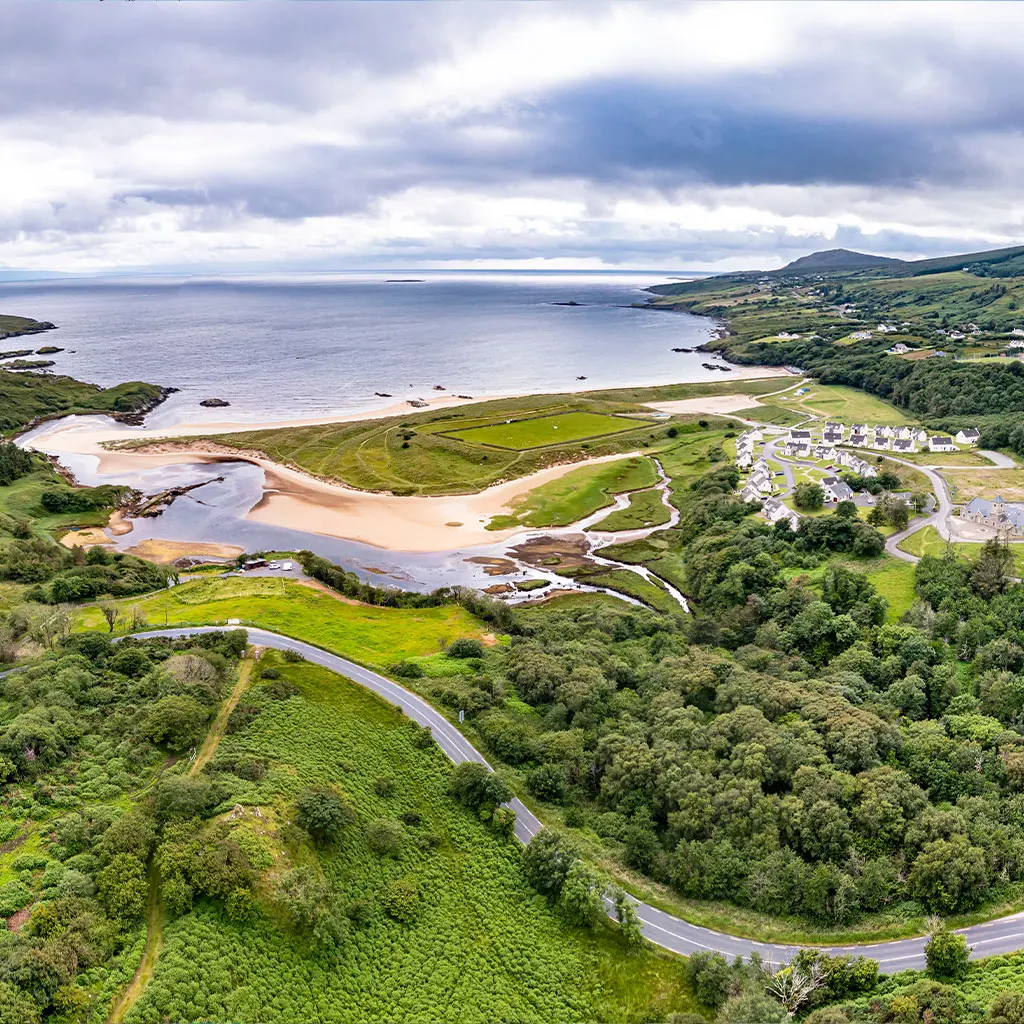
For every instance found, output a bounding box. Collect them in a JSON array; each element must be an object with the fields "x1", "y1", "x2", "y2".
[
  {"x1": 591, "y1": 487, "x2": 671, "y2": 532},
  {"x1": 75, "y1": 577, "x2": 487, "y2": 667},
  {"x1": 440, "y1": 410, "x2": 653, "y2": 449},
  {"x1": 487, "y1": 456, "x2": 658, "y2": 530}
]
